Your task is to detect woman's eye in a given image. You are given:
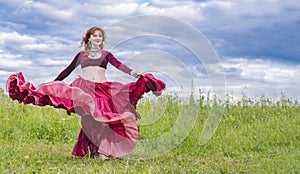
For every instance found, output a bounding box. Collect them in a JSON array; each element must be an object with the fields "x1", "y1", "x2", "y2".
[{"x1": 92, "y1": 35, "x2": 102, "y2": 37}]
